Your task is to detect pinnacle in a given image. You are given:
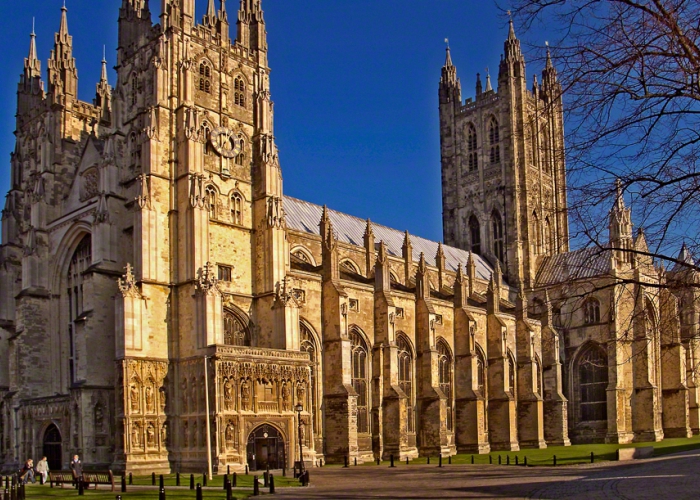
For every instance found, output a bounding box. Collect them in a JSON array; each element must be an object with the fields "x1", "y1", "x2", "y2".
[
  {"x1": 59, "y1": 2, "x2": 69, "y2": 38},
  {"x1": 508, "y1": 18, "x2": 516, "y2": 40},
  {"x1": 100, "y1": 46, "x2": 108, "y2": 83}
]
